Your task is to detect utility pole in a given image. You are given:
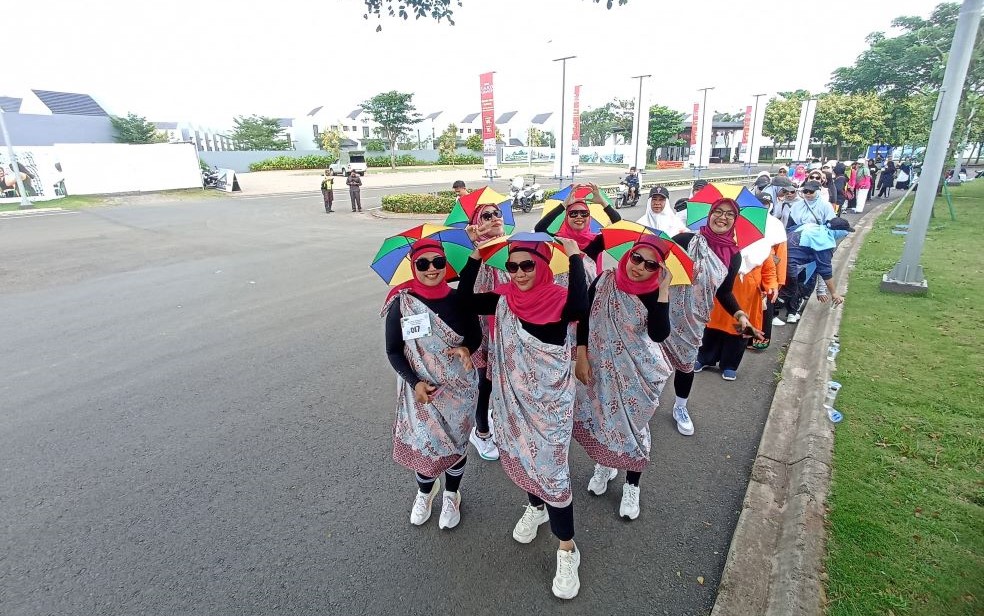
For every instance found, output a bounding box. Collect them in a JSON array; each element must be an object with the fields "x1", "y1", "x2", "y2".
[
  {"x1": 553, "y1": 55, "x2": 576, "y2": 188},
  {"x1": 882, "y1": 0, "x2": 983, "y2": 293}
]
